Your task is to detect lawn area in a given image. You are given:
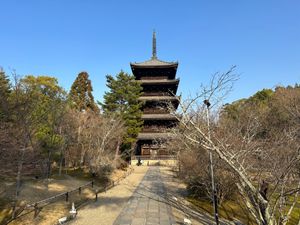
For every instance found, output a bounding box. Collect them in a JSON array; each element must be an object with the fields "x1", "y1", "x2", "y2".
[
  {"x1": 188, "y1": 197, "x2": 300, "y2": 225},
  {"x1": 187, "y1": 197, "x2": 256, "y2": 224}
]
